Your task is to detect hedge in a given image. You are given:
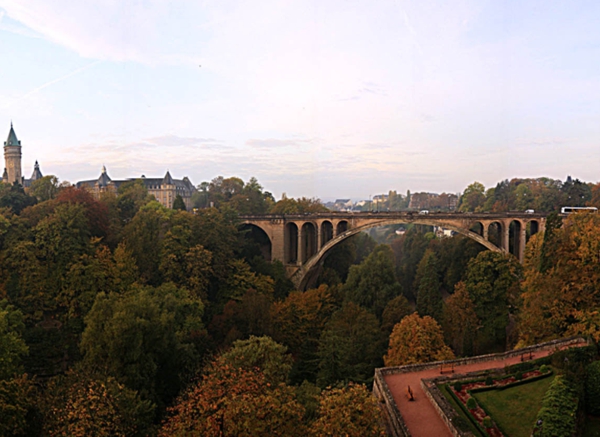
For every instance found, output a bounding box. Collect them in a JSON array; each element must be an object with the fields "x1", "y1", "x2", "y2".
[{"x1": 444, "y1": 384, "x2": 487, "y2": 437}]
